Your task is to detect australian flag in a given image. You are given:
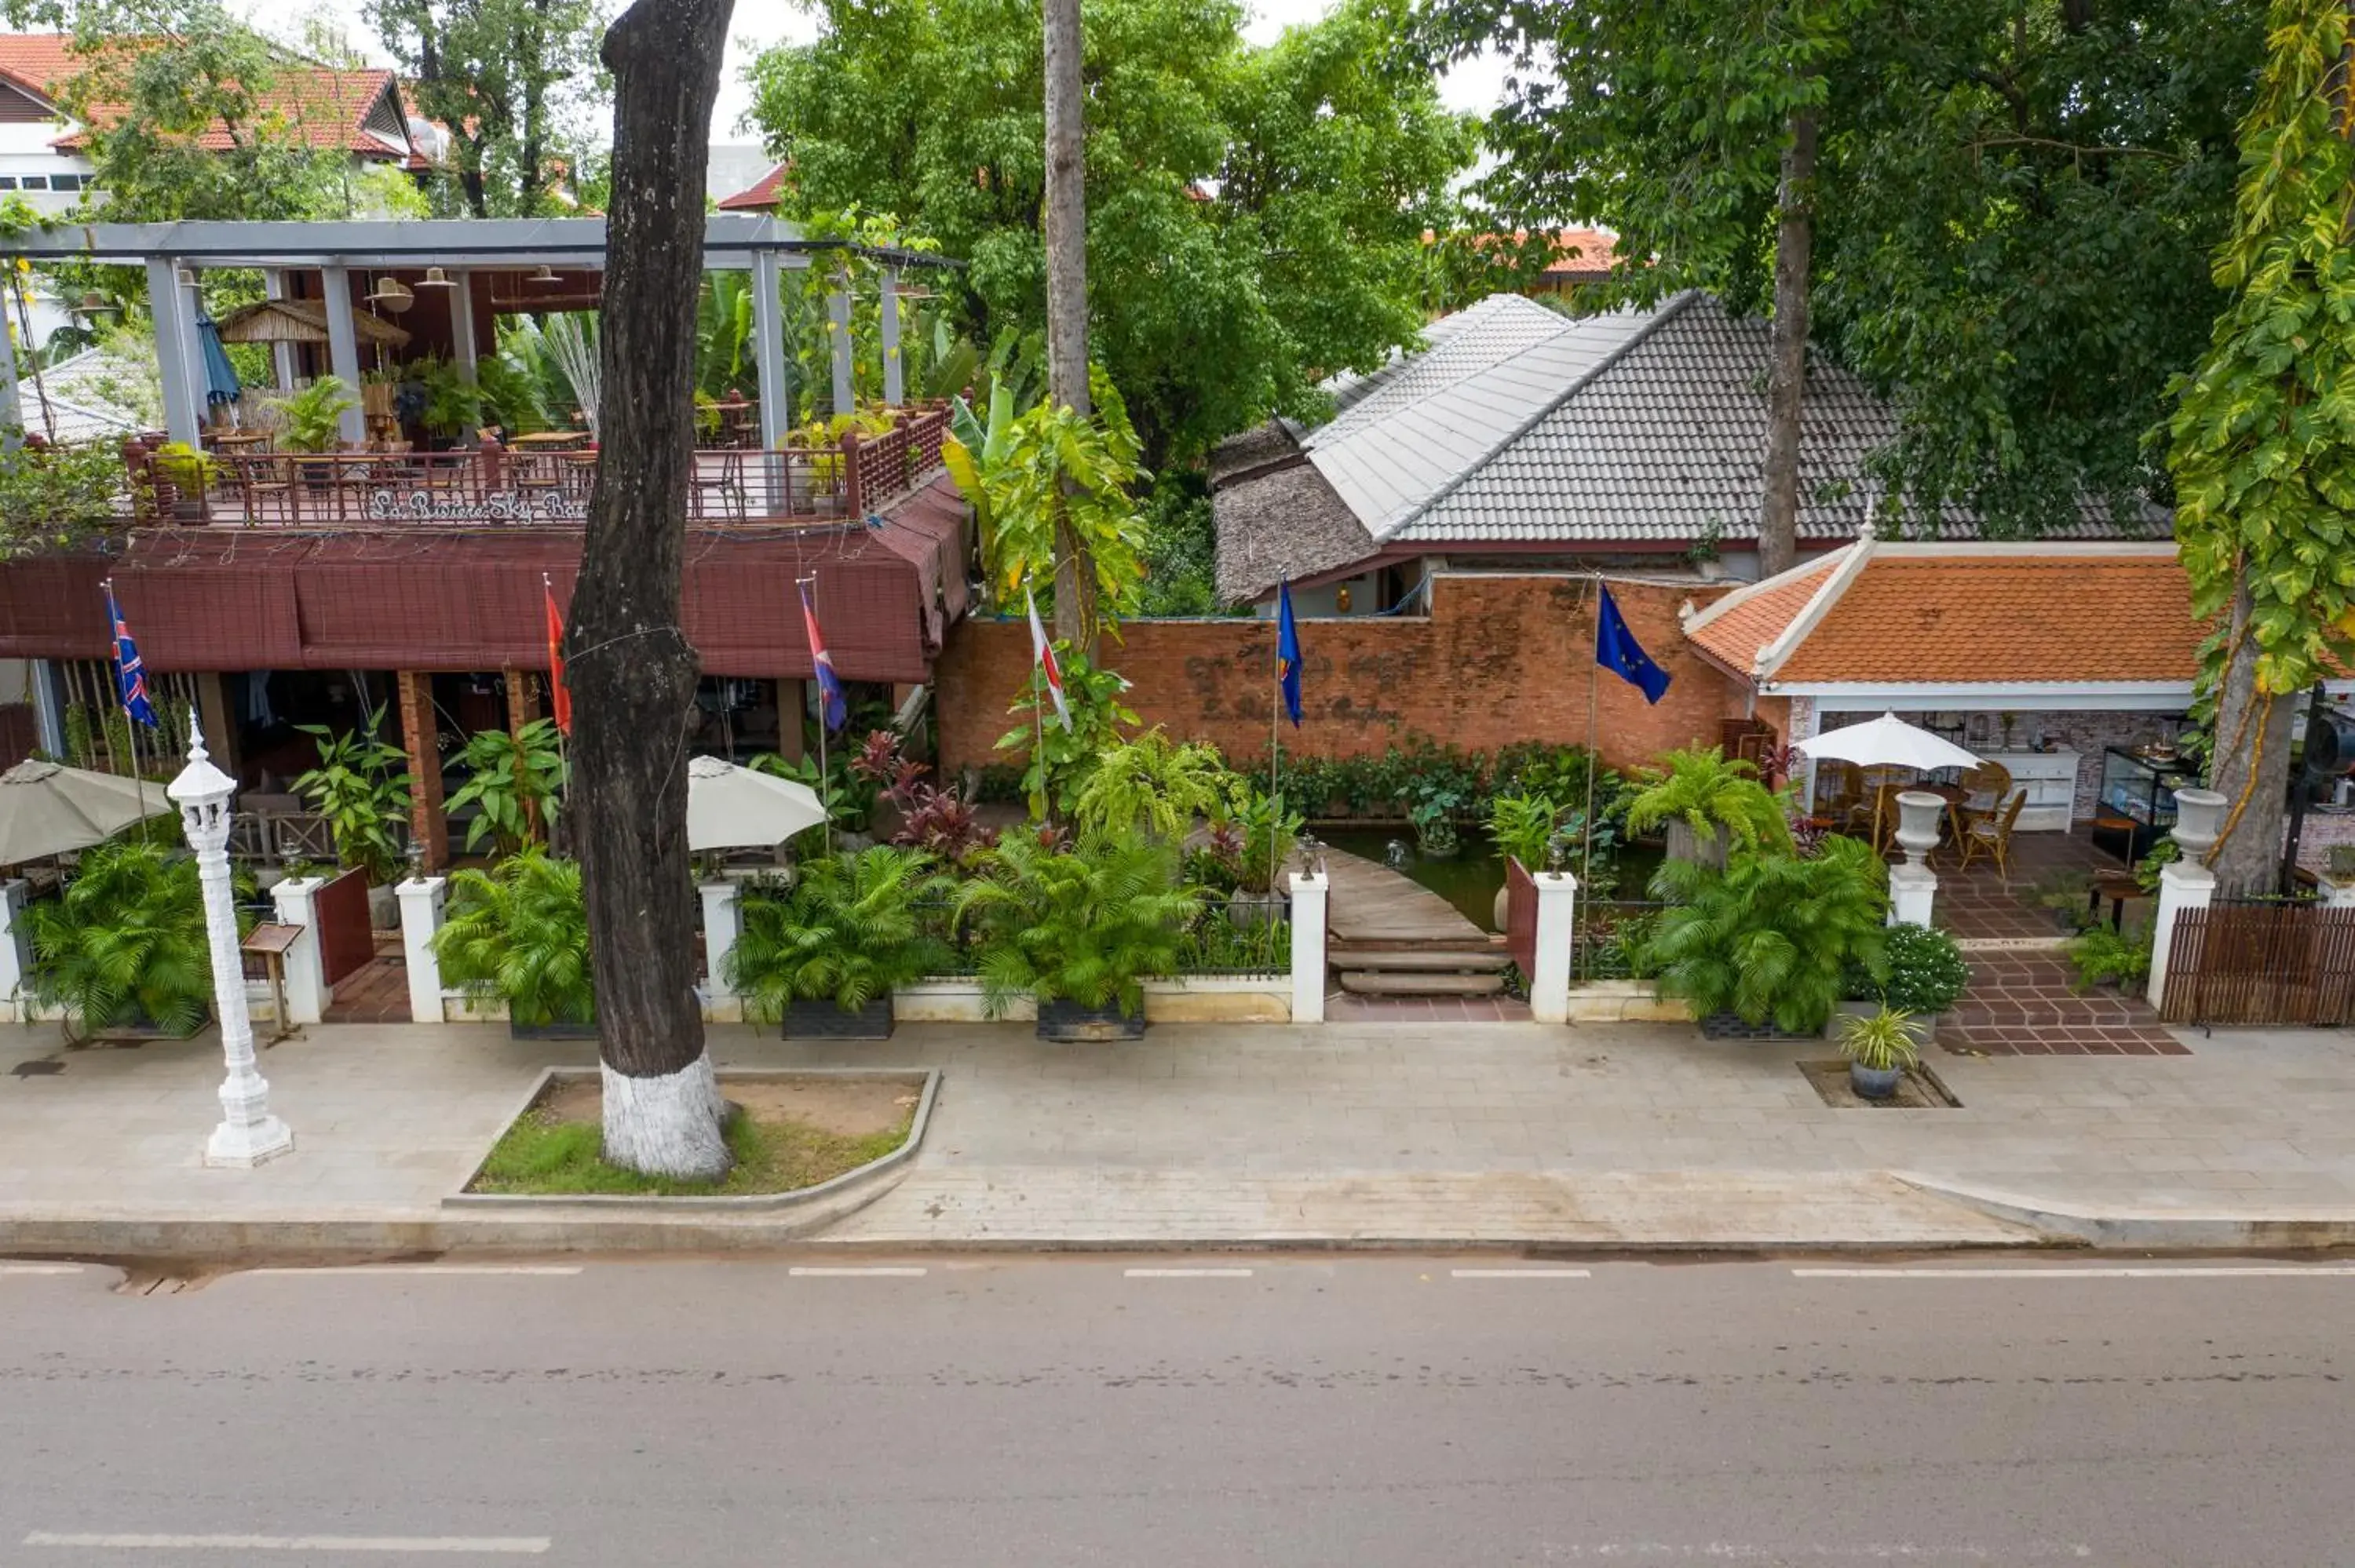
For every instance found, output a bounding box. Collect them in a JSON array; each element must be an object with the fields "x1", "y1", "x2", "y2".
[
  {"x1": 798, "y1": 579, "x2": 848, "y2": 731},
  {"x1": 1276, "y1": 581, "x2": 1304, "y2": 727},
  {"x1": 103, "y1": 582, "x2": 159, "y2": 727},
  {"x1": 1595, "y1": 582, "x2": 1671, "y2": 706}
]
